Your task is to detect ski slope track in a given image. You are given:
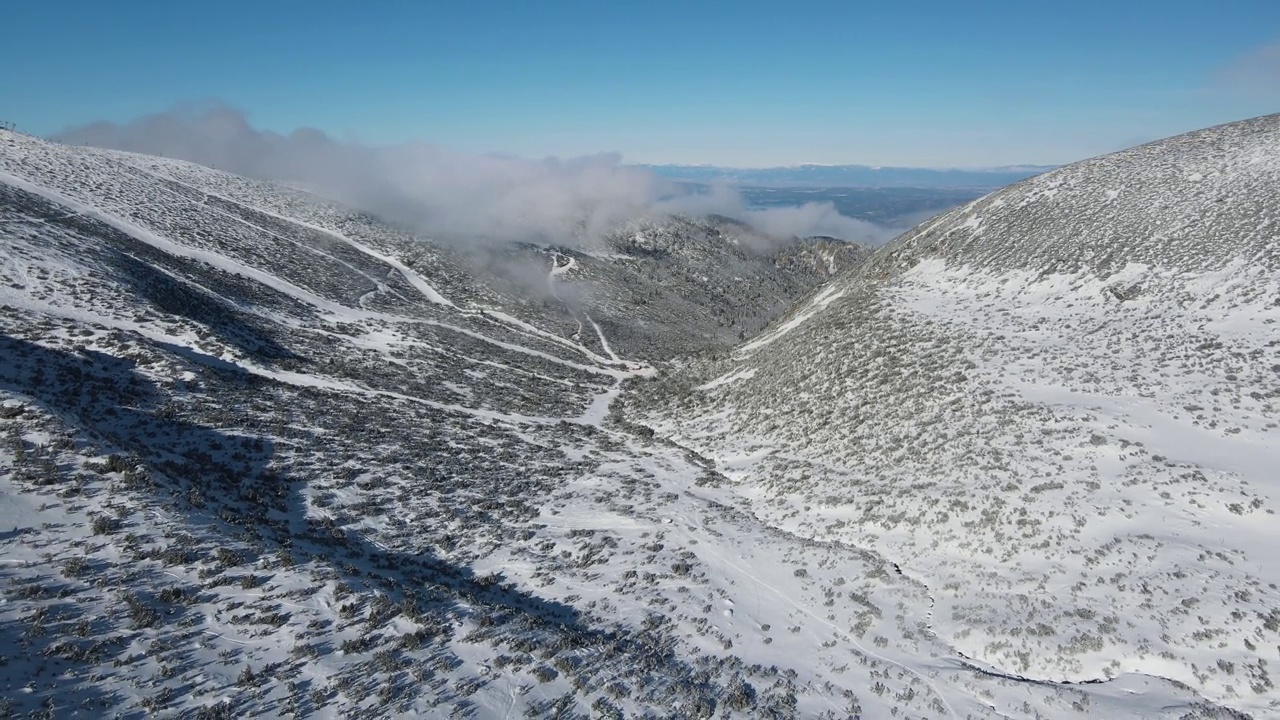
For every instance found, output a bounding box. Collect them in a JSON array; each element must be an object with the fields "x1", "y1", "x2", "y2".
[{"x1": 631, "y1": 113, "x2": 1280, "y2": 718}]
